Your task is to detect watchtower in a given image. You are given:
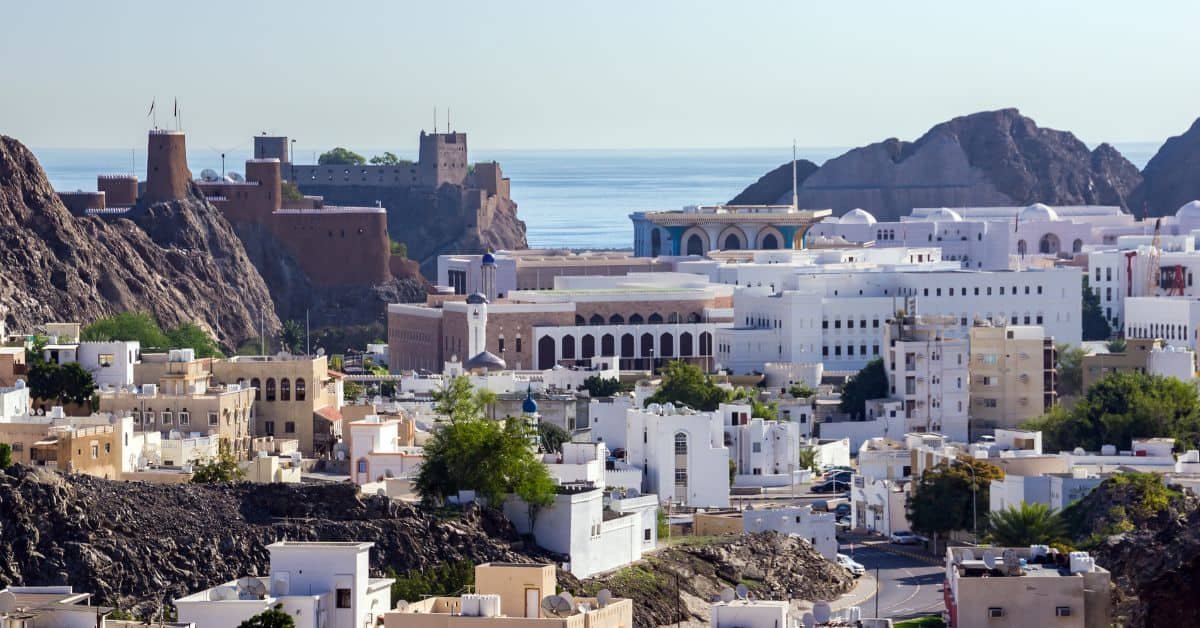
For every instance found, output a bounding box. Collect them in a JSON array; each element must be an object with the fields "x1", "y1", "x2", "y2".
[
  {"x1": 417, "y1": 131, "x2": 469, "y2": 188},
  {"x1": 144, "y1": 130, "x2": 191, "y2": 203},
  {"x1": 97, "y1": 175, "x2": 139, "y2": 207},
  {"x1": 254, "y1": 135, "x2": 290, "y2": 165}
]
